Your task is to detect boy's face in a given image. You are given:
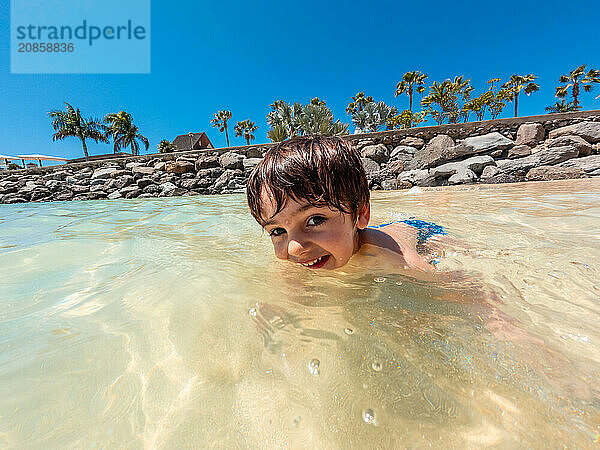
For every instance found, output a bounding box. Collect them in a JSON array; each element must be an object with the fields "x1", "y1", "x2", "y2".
[{"x1": 259, "y1": 190, "x2": 370, "y2": 270}]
